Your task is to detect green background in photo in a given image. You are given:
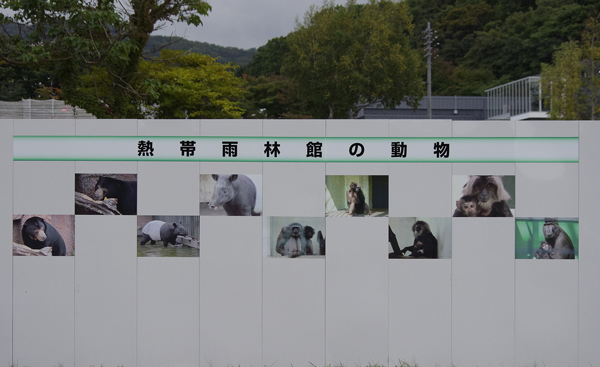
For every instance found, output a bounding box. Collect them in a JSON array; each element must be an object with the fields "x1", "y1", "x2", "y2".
[{"x1": 515, "y1": 218, "x2": 579, "y2": 259}]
